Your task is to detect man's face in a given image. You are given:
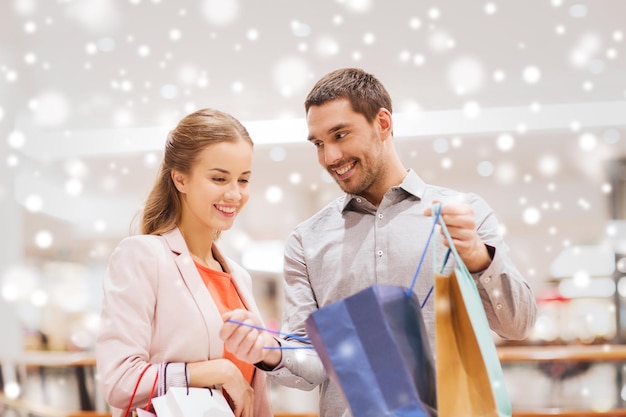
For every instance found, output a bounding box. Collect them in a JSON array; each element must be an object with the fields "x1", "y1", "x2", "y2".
[{"x1": 306, "y1": 98, "x2": 386, "y2": 198}]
